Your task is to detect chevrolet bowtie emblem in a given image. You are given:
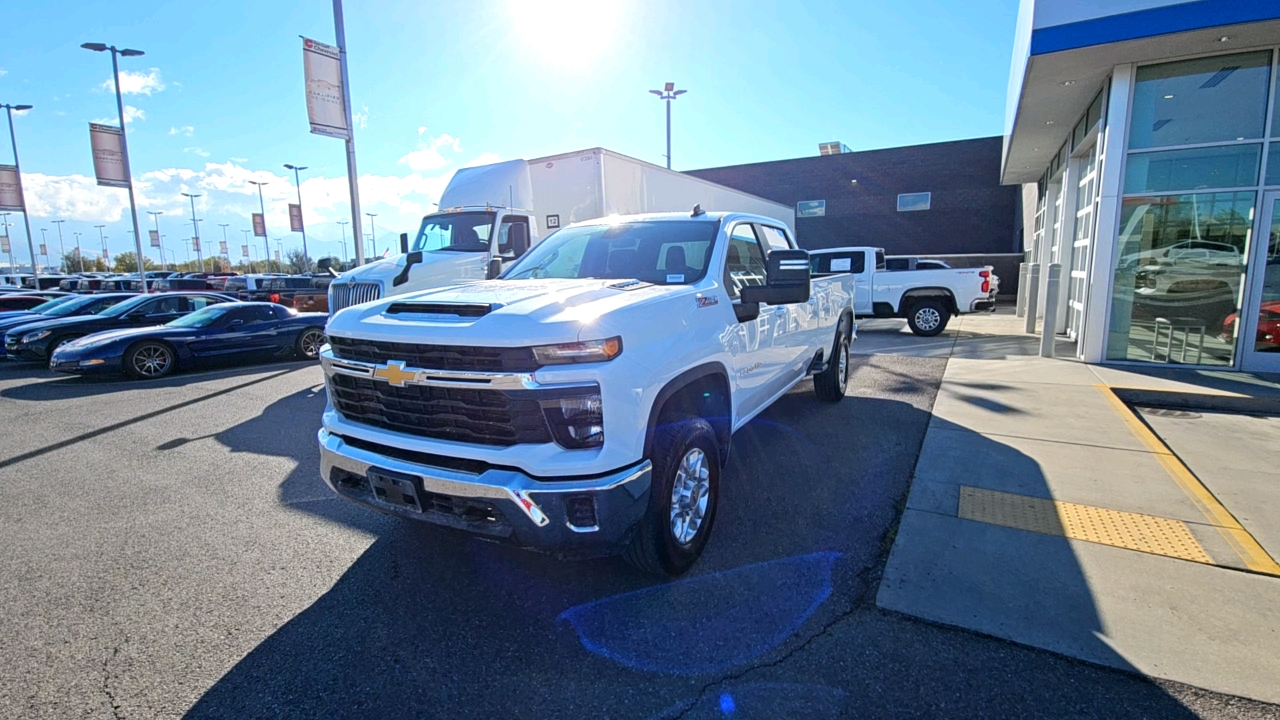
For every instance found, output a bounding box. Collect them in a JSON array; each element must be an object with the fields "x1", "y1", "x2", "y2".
[{"x1": 372, "y1": 361, "x2": 421, "y2": 387}]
